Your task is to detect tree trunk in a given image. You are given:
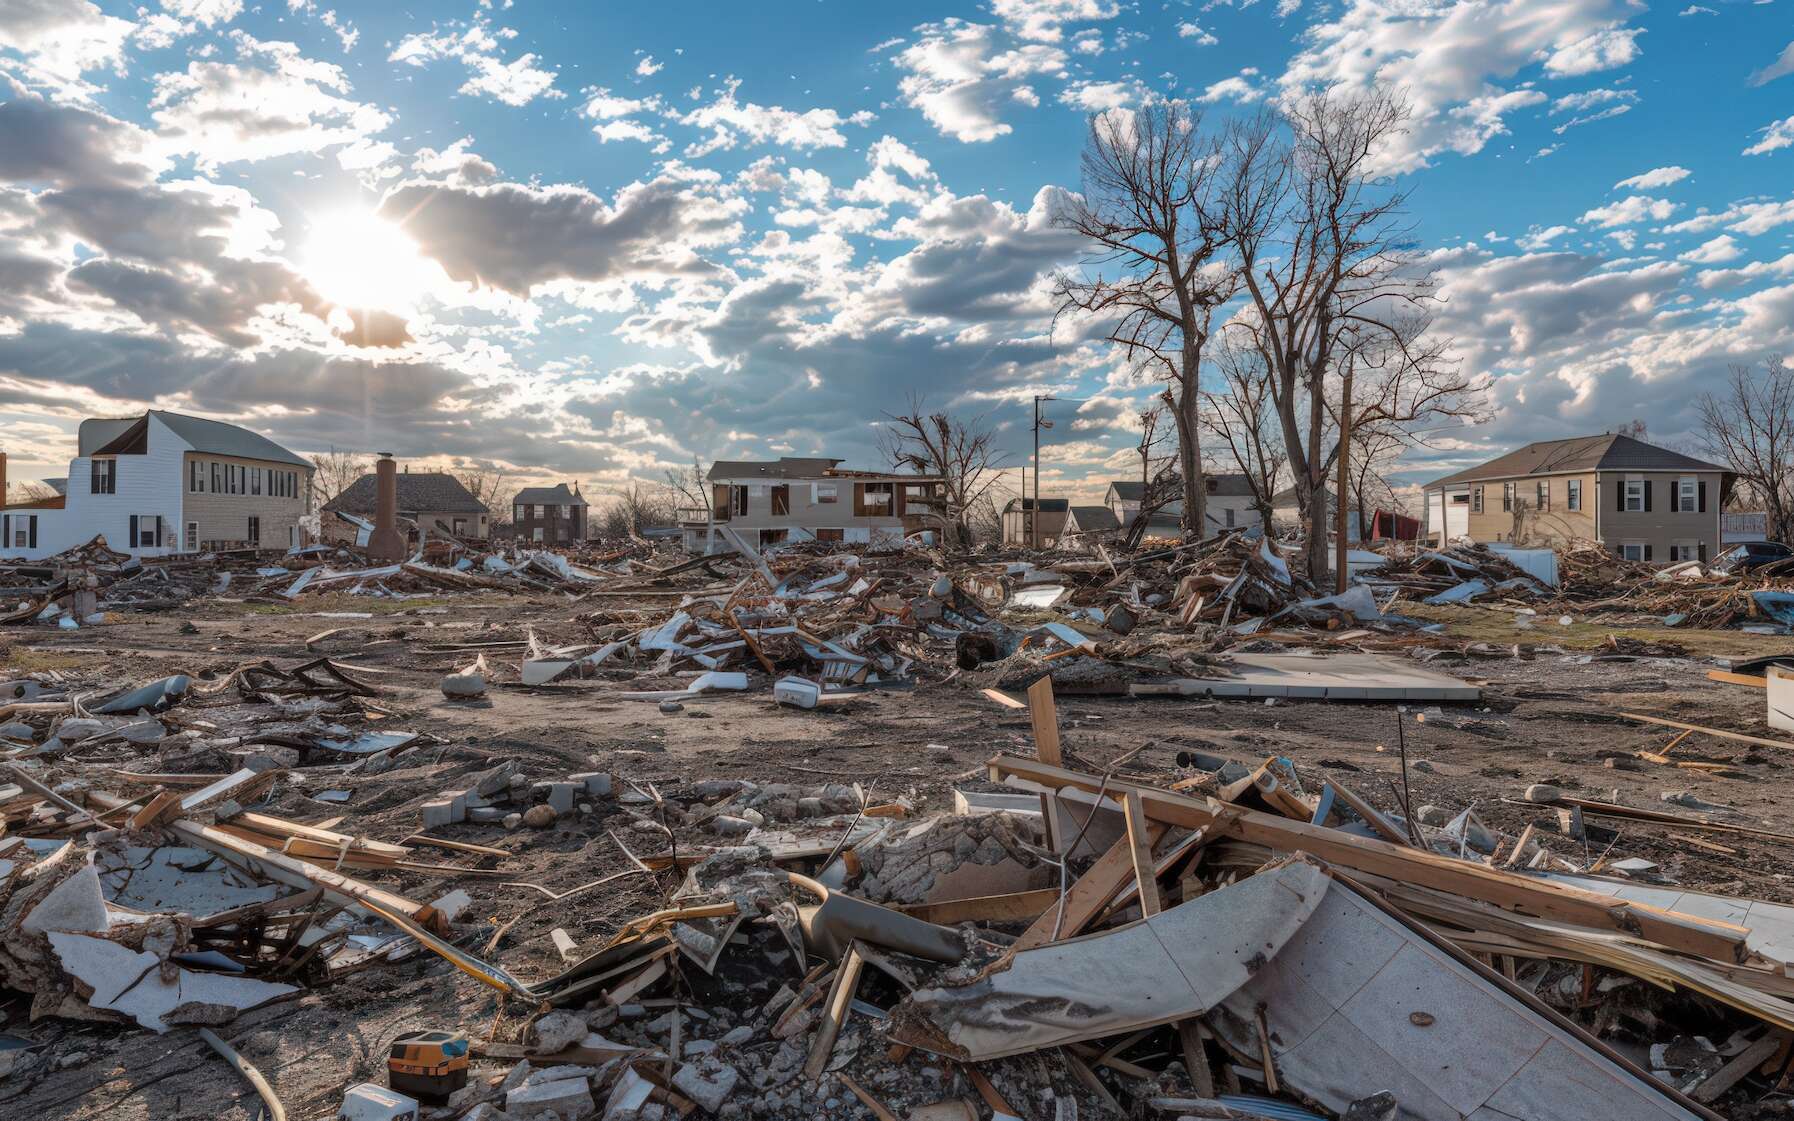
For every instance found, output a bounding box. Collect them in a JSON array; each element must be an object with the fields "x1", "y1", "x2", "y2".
[{"x1": 1177, "y1": 338, "x2": 1207, "y2": 537}]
